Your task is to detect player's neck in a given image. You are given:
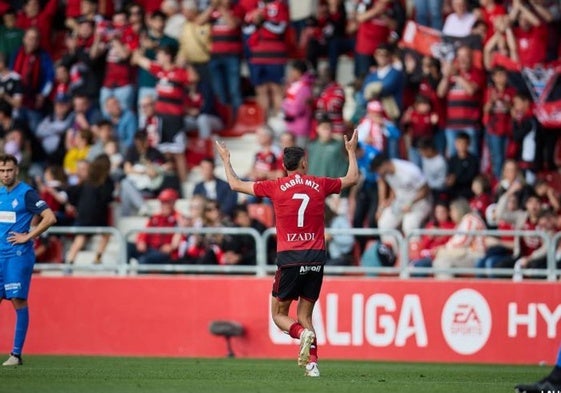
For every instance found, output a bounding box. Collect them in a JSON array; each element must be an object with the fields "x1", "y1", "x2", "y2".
[
  {"x1": 287, "y1": 169, "x2": 305, "y2": 176},
  {"x1": 5, "y1": 180, "x2": 20, "y2": 192}
]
